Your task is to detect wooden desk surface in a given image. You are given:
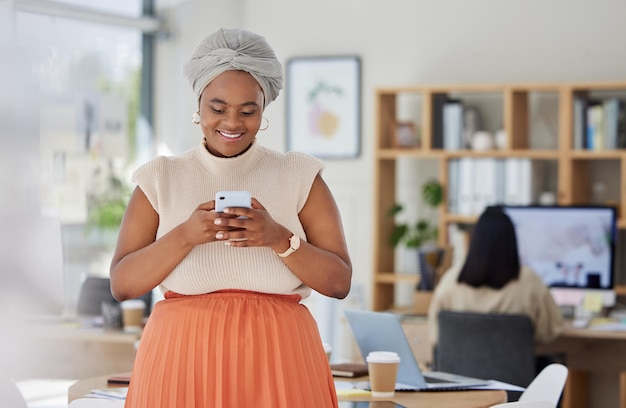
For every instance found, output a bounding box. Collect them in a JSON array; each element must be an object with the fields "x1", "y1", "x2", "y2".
[
  {"x1": 560, "y1": 320, "x2": 626, "y2": 339},
  {"x1": 69, "y1": 374, "x2": 507, "y2": 408},
  {"x1": 536, "y1": 320, "x2": 626, "y2": 408}
]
